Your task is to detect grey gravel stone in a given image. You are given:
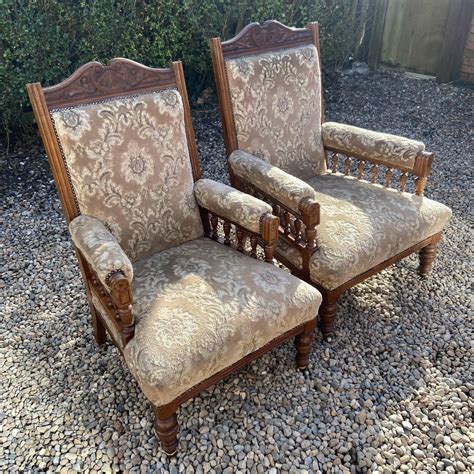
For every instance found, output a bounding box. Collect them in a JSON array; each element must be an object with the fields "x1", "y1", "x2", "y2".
[{"x1": 1, "y1": 69, "x2": 472, "y2": 472}]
